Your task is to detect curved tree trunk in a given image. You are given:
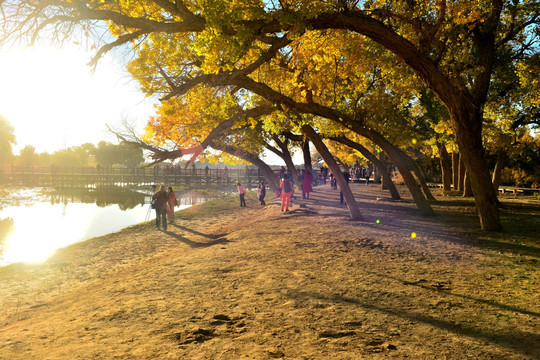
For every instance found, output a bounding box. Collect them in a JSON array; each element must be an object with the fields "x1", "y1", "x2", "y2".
[
  {"x1": 374, "y1": 151, "x2": 383, "y2": 184},
  {"x1": 438, "y1": 143, "x2": 453, "y2": 192},
  {"x1": 265, "y1": 138, "x2": 299, "y2": 184},
  {"x1": 453, "y1": 104, "x2": 501, "y2": 230},
  {"x1": 397, "y1": 148, "x2": 436, "y2": 201},
  {"x1": 330, "y1": 136, "x2": 401, "y2": 200},
  {"x1": 302, "y1": 139, "x2": 312, "y2": 170},
  {"x1": 492, "y1": 150, "x2": 506, "y2": 193},
  {"x1": 303, "y1": 125, "x2": 364, "y2": 220},
  {"x1": 355, "y1": 128, "x2": 434, "y2": 216},
  {"x1": 213, "y1": 143, "x2": 280, "y2": 193}
]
